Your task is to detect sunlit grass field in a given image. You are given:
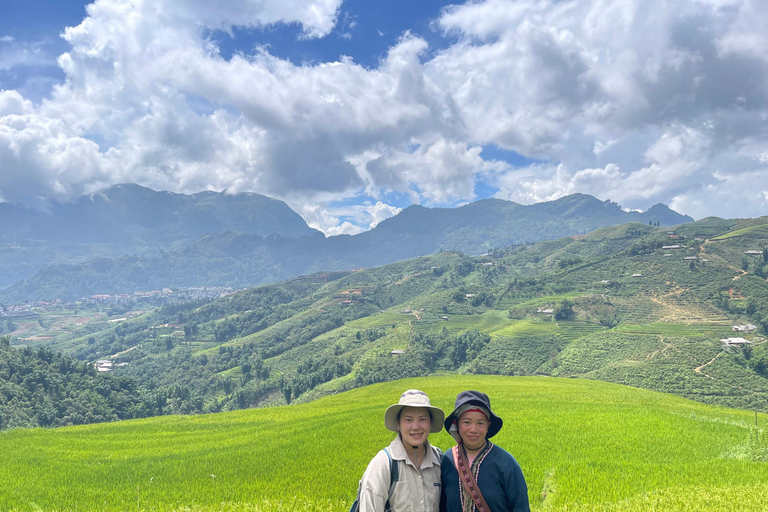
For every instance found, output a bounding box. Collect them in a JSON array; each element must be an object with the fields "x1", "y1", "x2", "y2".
[
  {"x1": 612, "y1": 322, "x2": 733, "y2": 336},
  {"x1": 711, "y1": 223, "x2": 768, "y2": 240},
  {"x1": 1, "y1": 376, "x2": 767, "y2": 511}
]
